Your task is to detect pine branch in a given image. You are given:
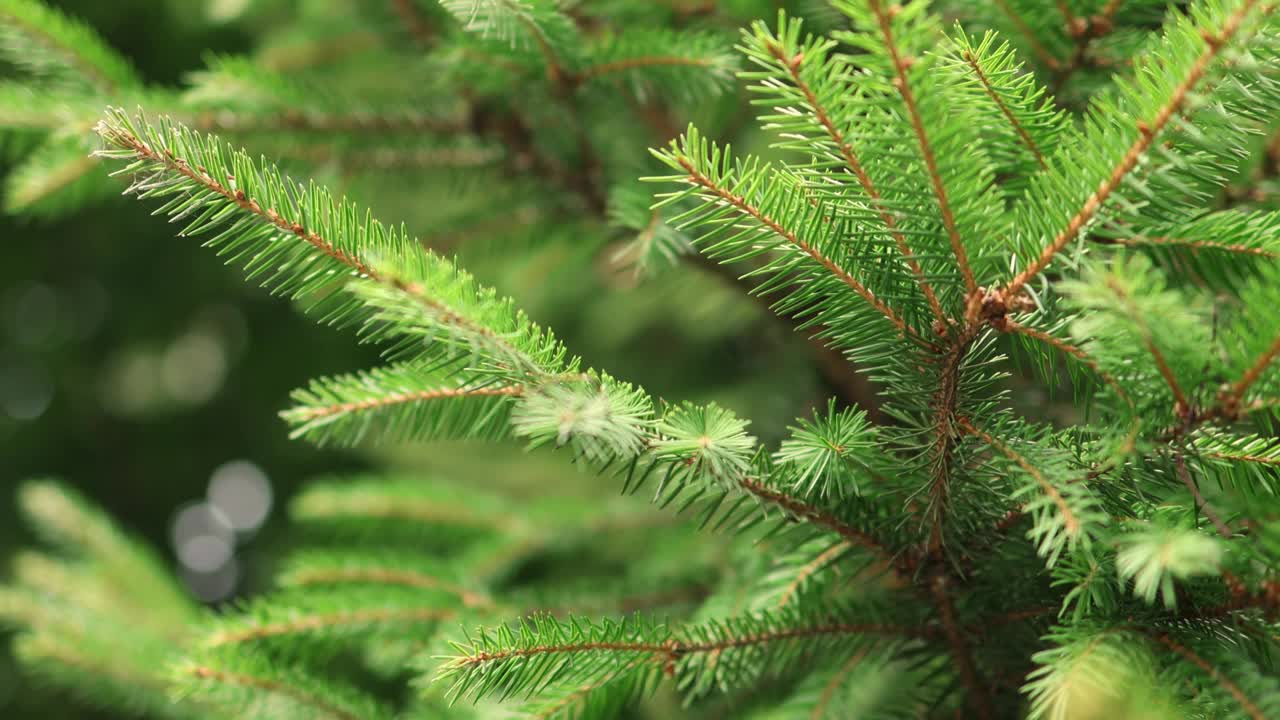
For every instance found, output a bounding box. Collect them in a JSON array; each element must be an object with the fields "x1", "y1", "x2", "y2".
[
  {"x1": 992, "y1": 0, "x2": 1063, "y2": 70},
  {"x1": 927, "y1": 572, "x2": 992, "y2": 718},
  {"x1": 773, "y1": 541, "x2": 852, "y2": 610},
  {"x1": 664, "y1": 149, "x2": 917, "y2": 342},
  {"x1": 759, "y1": 33, "x2": 945, "y2": 324},
  {"x1": 0, "y1": 0, "x2": 139, "y2": 92},
  {"x1": 958, "y1": 418, "x2": 1080, "y2": 541},
  {"x1": 205, "y1": 606, "x2": 454, "y2": 647},
  {"x1": 1094, "y1": 235, "x2": 1279, "y2": 258},
  {"x1": 958, "y1": 48, "x2": 1046, "y2": 169},
  {"x1": 866, "y1": 0, "x2": 978, "y2": 296},
  {"x1": 1006, "y1": 0, "x2": 1268, "y2": 297},
  {"x1": 1003, "y1": 319, "x2": 1129, "y2": 404},
  {"x1": 1104, "y1": 275, "x2": 1191, "y2": 414},
  {"x1": 1147, "y1": 634, "x2": 1267, "y2": 720}
]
